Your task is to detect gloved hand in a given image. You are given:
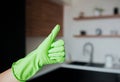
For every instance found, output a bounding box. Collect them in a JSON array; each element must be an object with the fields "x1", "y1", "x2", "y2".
[{"x1": 12, "y1": 24, "x2": 65, "y2": 82}]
